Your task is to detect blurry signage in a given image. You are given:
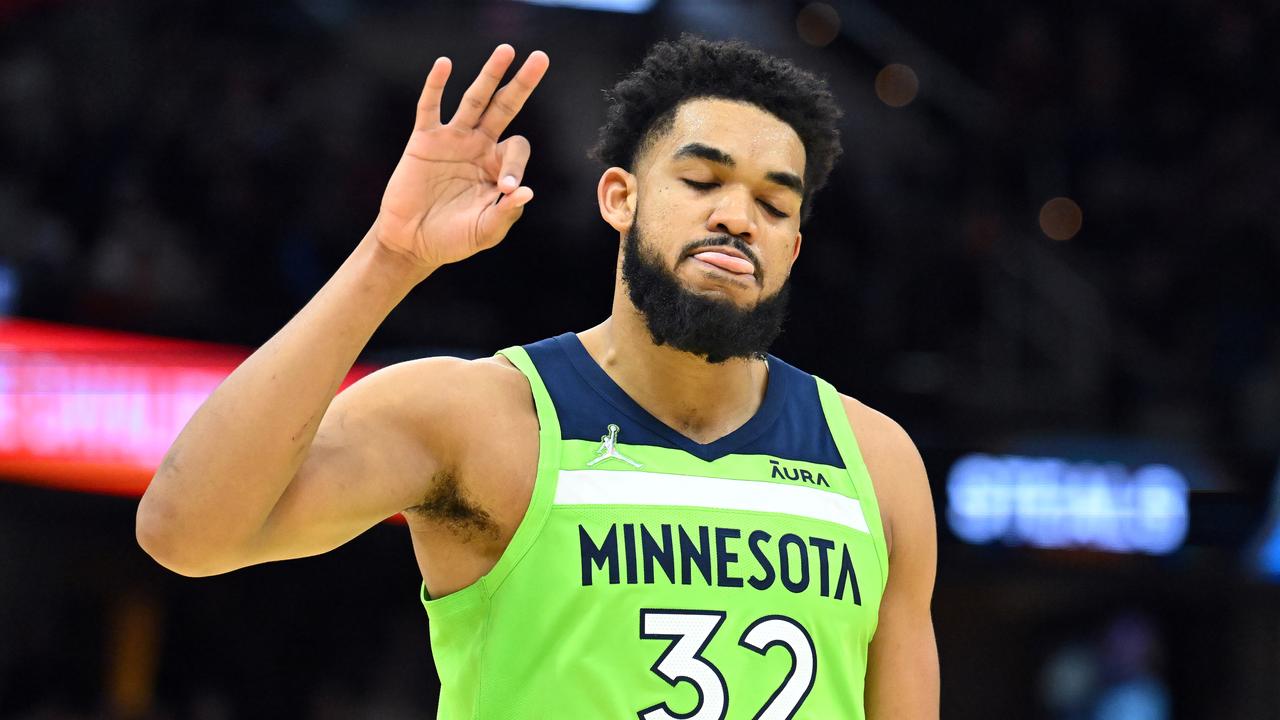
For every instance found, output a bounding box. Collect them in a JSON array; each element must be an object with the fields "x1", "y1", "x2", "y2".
[
  {"x1": 946, "y1": 453, "x2": 1190, "y2": 555},
  {"x1": 0, "y1": 319, "x2": 374, "y2": 496}
]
